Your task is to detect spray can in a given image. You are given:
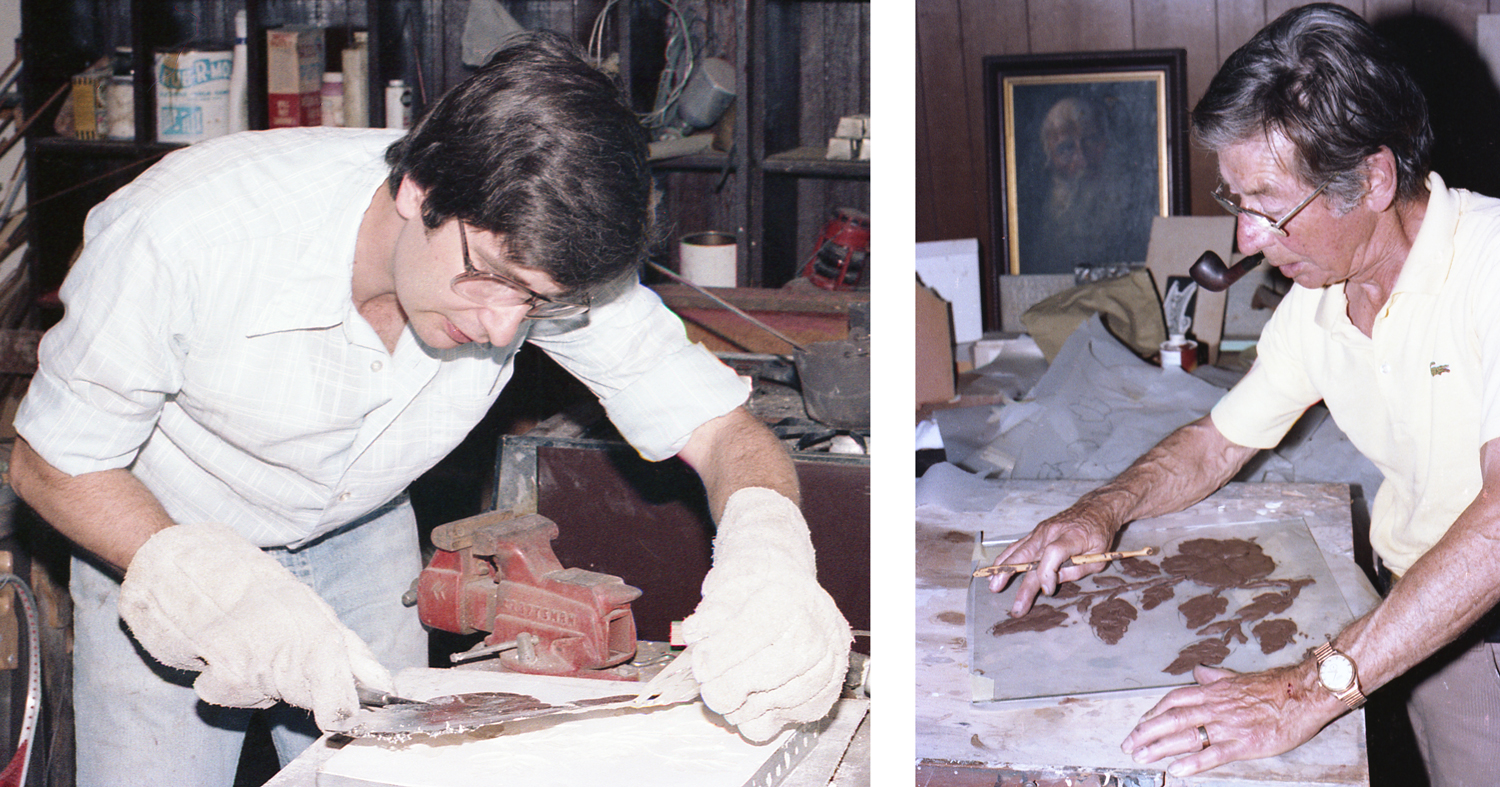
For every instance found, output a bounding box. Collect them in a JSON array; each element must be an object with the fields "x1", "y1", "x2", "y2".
[
  {"x1": 227, "y1": 10, "x2": 248, "y2": 133},
  {"x1": 384, "y1": 79, "x2": 411, "y2": 129},
  {"x1": 320, "y1": 72, "x2": 344, "y2": 126}
]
